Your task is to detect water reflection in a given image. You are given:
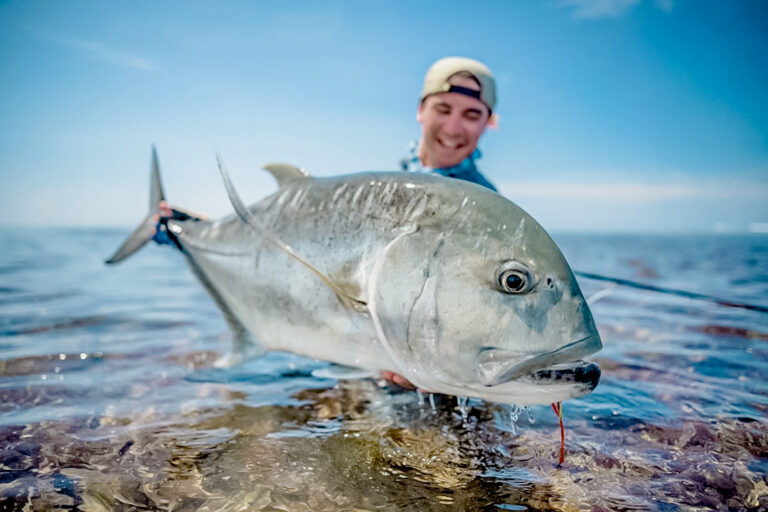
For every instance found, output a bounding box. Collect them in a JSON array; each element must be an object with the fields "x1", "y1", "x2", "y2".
[{"x1": 3, "y1": 377, "x2": 767, "y2": 510}]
